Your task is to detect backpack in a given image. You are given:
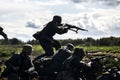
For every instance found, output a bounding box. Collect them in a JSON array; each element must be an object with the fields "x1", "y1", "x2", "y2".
[{"x1": 33, "y1": 31, "x2": 41, "y2": 40}]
